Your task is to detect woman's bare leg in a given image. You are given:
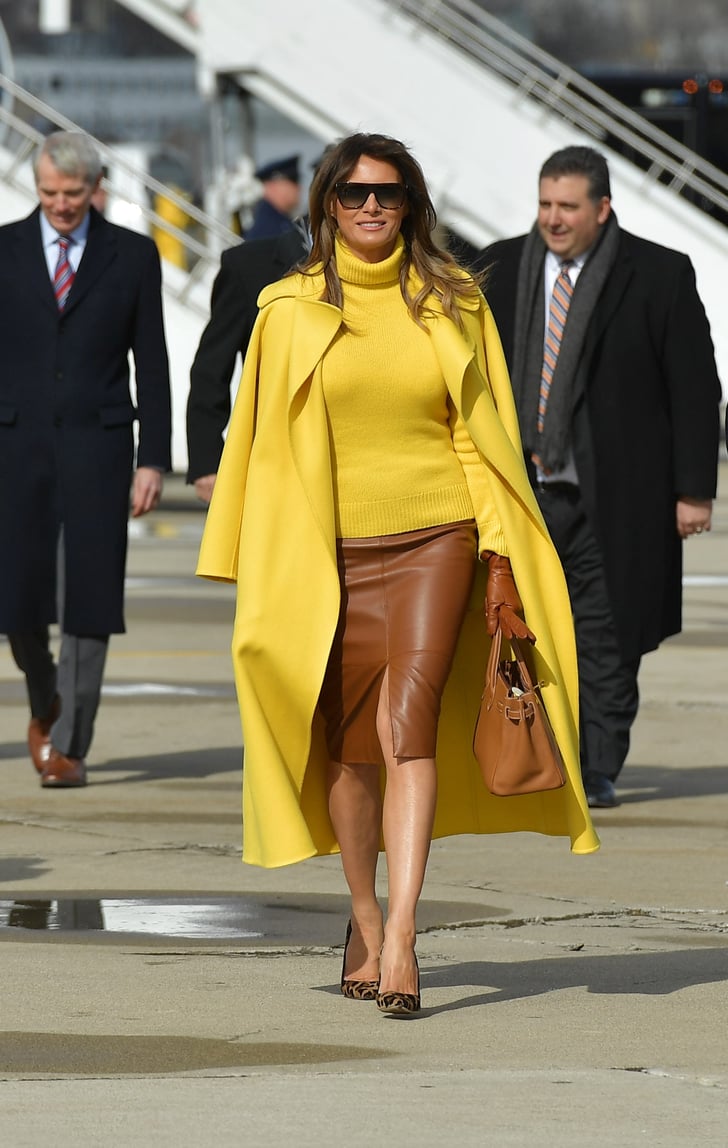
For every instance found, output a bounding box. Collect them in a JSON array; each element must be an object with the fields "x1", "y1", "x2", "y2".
[
  {"x1": 327, "y1": 759, "x2": 384, "y2": 980},
  {"x1": 377, "y1": 668, "x2": 436, "y2": 997}
]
